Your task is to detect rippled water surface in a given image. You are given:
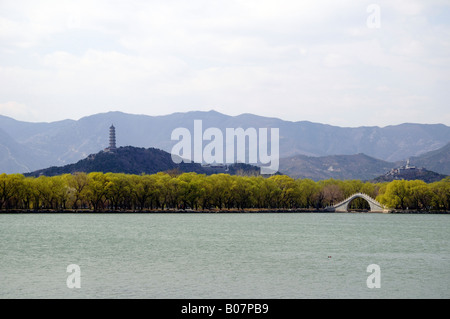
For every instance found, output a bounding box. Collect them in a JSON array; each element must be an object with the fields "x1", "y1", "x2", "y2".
[{"x1": 1, "y1": 213, "x2": 449, "y2": 298}]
